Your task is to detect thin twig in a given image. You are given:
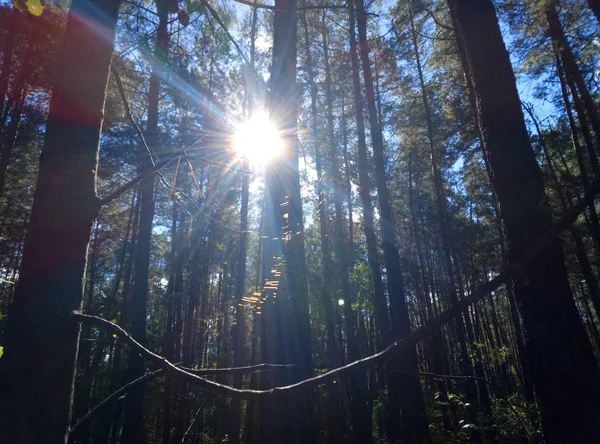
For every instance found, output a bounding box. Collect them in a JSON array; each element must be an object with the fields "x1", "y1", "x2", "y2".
[
  {"x1": 69, "y1": 369, "x2": 163, "y2": 435},
  {"x1": 98, "y1": 157, "x2": 179, "y2": 207},
  {"x1": 181, "y1": 402, "x2": 204, "y2": 443}
]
